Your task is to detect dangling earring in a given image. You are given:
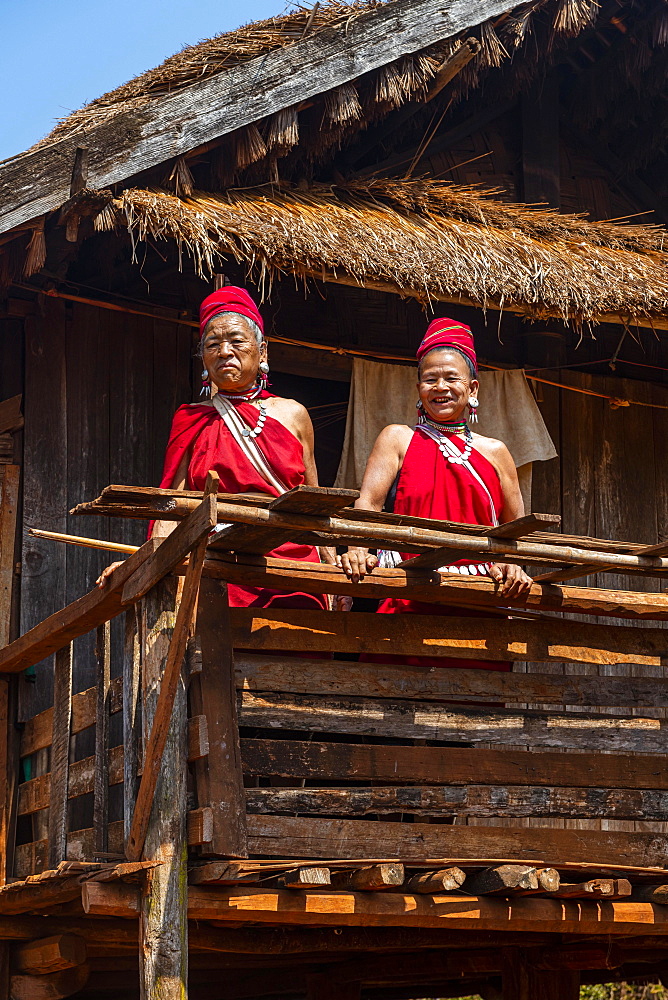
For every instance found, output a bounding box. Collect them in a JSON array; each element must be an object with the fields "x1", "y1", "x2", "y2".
[
  {"x1": 259, "y1": 360, "x2": 270, "y2": 389},
  {"x1": 200, "y1": 368, "x2": 211, "y2": 397},
  {"x1": 415, "y1": 399, "x2": 426, "y2": 424},
  {"x1": 469, "y1": 396, "x2": 479, "y2": 423}
]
